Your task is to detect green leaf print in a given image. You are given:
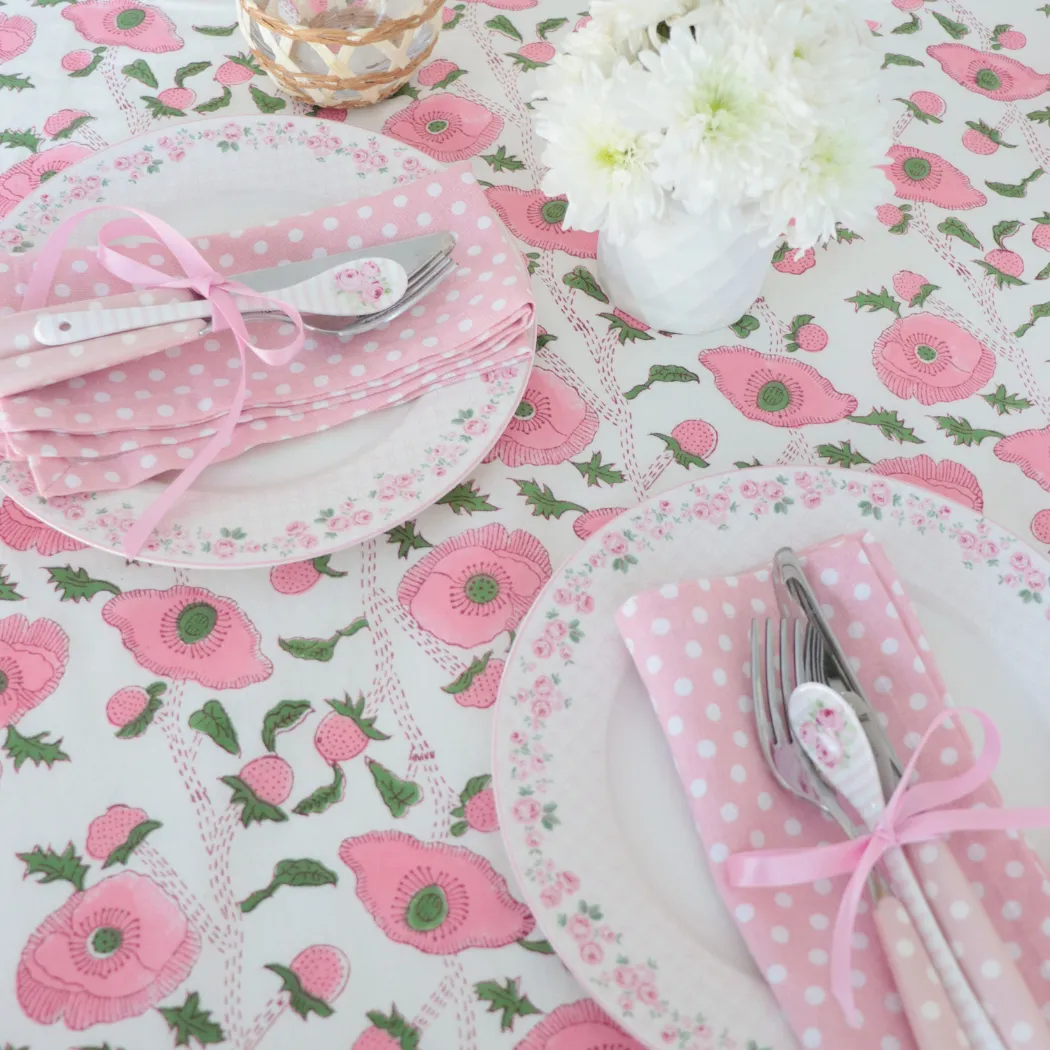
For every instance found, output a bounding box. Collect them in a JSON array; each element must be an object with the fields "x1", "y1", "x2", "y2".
[
  {"x1": 17, "y1": 843, "x2": 88, "y2": 890},
  {"x1": 981, "y1": 385, "x2": 1031, "y2": 415},
  {"x1": 933, "y1": 415, "x2": 1005, "y2": 447},
  {"x1": 598, "y1": 310, "x2": 653, "y2": 344},
  {"x1": 386, "y1": 520, "x2": 432, "y2": 558},
  {"x1": 0, "y1": 73, "x2": 34, "y2": 91},
  {"x1": 481, "y1": 145, "x2": 524, "y2": 171},
  {"x1": 194, "y1": 85, "x2": 232, "y2": 114},
  {"x1": 261, "y1": 699, "x2": 313, "y2": 752},
  {"x1": 1029, "y1": 108, "x2": 1050, "y2": 124},
  {"x1": 188, "y1": 699, "x2": 240, "y2": 756},
  {"x1": 46, "y1": 565, "x2": 121, "y2": 602},
  {"x1": 442, "y1": 651, "x2": 493, "y2": 694},
  {"x1": 103, "y1": 819, "x2": 162, "y2": 868},
  {"x1": 1015, "y1": 302, "x2": 1050, "y2": 337},
  {"x1": 536, "y1": 16, "x2": 569, "y2": 38},
  {"x1": 986, "y1": 168, "x2": 1044, "y2": 198},
  {"x1": 141, "y1": 95, "x2": 185, "y2": 119},
  {"x1": 221, "y1": 775, "x2": 288, "y2": 828},
  {"x1": 845, "y1": 287, "x2": 901, "y2": 317},
  {"x1": 817, "y1": 440, "x2": 872, "y2": 468},
  {"x1": 729, "y1": 313, "x2": 760, "y2": 338},
  {"x1": 931, "y1": 10, "x2": 969, "y2": 37},
  {"x1": 881, "y1": 53, "x2": 923, "y2": 69},
  {"x1": 0, "y1": 566, "x2": 24, "y2": 600},
  {"x1": 623, "y1": 363, "x2": 700, "y2": 400},
  {"x1": 437, "y1": 480, "x2": 498, "y2": 515},
  {"x1": 485, "y1": 14, "x2": 522, "y2": 40},
  {"x1": 174, "y1": 61, "x2": 211, "y2": 87},
  {"x1": 572, "y1": 452, "x2": 626, "y2": 487},
  {"x1": 651, "y1": 432, "x2": 709, "y2": 470},
  {"x1": 250, "y1": 83, "x2": 286, "y2": 114},
  {"x1": 369, "y1": 759, "x2": 422, "y2": 818},
  {"x1": 4, "y1": 725, "x2": 69, "y2": 769},
  {"x1": 972, "y1": 258, "x2": 1026, "y2": 289},
  {"x1": 475, "y1": 978, "x2": 541, "y2": 1031},
  {"x1": 518, "y1": 937, "x2": 555, "y2": 954},
  {"x1": 292, "y1": 763, "x2": 346, "y2": 816},
  {"x1": 964, "y1": 120, "x2": 1016, "y2": 149},
  {"x1": 895, "y1": 96, "x2": 941, "y2": 122},
  {"x1": 513, "y1": 479, "x2": 587, "y2": 519},
  {"x1": 158, "y1": 991, "x2": 225, "y2": 1046},
  {"x1": 562, "y1": 266, "x2": 608, "y2": 302},
  {"x1": 937, "y1": 216, "x2": 983, "y2": 249},
  {"x1": 278, "y1": 617, "x2": 368, "y2": 662},
  {"x1": 192, "y1": 23, "x2": 238, "y2": 35},
  {"x1": 0, "y1": 128, "x2": 41, "y2": 152},
  {"x1": 50, "y1": 114, "x2": 95, "y2": 140},
  {"x1": 848, "y1": 408, "x2": 924, "y2": 444},
  {"x1": 121, "y1": 58, "x2": 157, "y2": 88},
  {"x1": 240, "y1": 858, "x2": 338, "y2": 912},
  {"x1": 890, "y1": 14, "x2": 921, "y2": 34},
  {"x1": 906, "y1": 282, "x2": 939, "y2": 308},
  {"x1": 264, "y1": 964, "x2": 334, "y2": 1019}
]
